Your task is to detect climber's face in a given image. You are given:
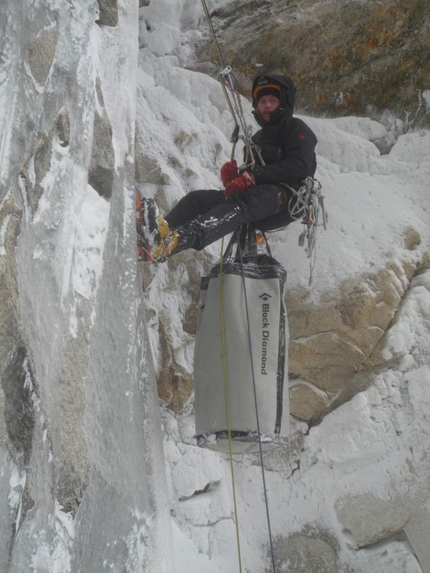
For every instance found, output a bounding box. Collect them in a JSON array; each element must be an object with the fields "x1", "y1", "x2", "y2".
[{"x1": 257, "y1": 95, "x2": 281, "y2": 123}]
